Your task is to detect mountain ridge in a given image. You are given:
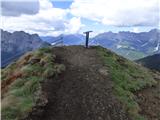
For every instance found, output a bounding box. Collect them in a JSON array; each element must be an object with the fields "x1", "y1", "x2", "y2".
[
  {"x1": 41, "y1": 29, "x2": 160, "y2": 60},
  {"x1": 1, "y1": 29, "x2": 50, "y2": 67},
  {"x1": 1, "y1": 28, "x2": 159, "y2": 67},
  {"x1": 2, "y1": 46, "x2": 160, "y2": 120},
  {"x1": 91, "y1": 29, "x2": 160, "y2": 60},
  {"x1": 41, "y1": 33, "x2": 85, "y2": 45}
]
